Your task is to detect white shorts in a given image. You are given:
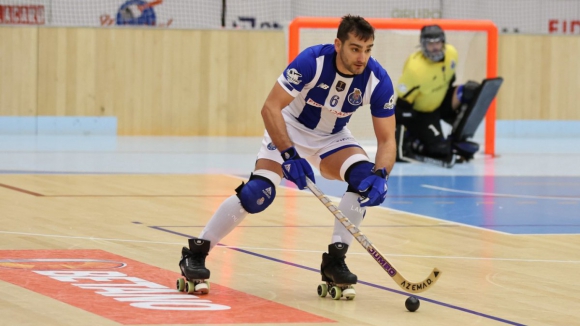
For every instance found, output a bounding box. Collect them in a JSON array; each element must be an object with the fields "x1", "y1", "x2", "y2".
[{"x1": 256, "y1": 122, "x2": 365, "y2": 171}]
